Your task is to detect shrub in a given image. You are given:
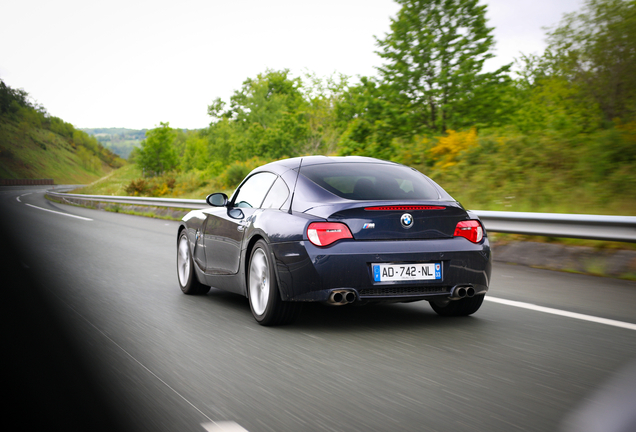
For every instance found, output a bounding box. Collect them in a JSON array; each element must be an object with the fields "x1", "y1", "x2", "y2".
[{"x1": 125, "y1": 179, "x2": 147, "y2": 196}]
